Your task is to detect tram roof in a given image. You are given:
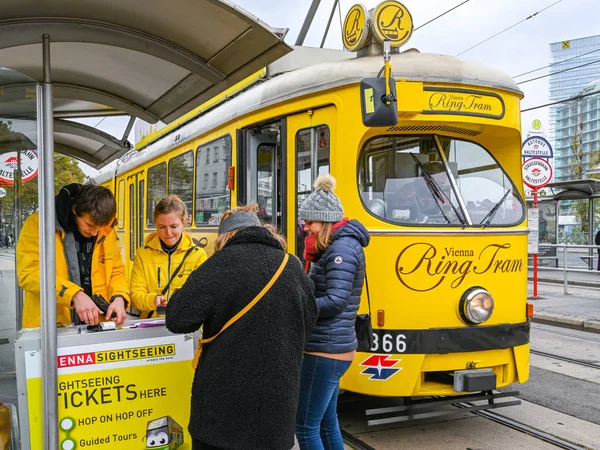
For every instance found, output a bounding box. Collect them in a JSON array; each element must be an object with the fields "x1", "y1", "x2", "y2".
[
  {"x1": 0, "y1": 0, "x2": 291, "y2": 168},
  {"x1": 95, "y1": 50, "x2": 522, "y2": 182}
]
